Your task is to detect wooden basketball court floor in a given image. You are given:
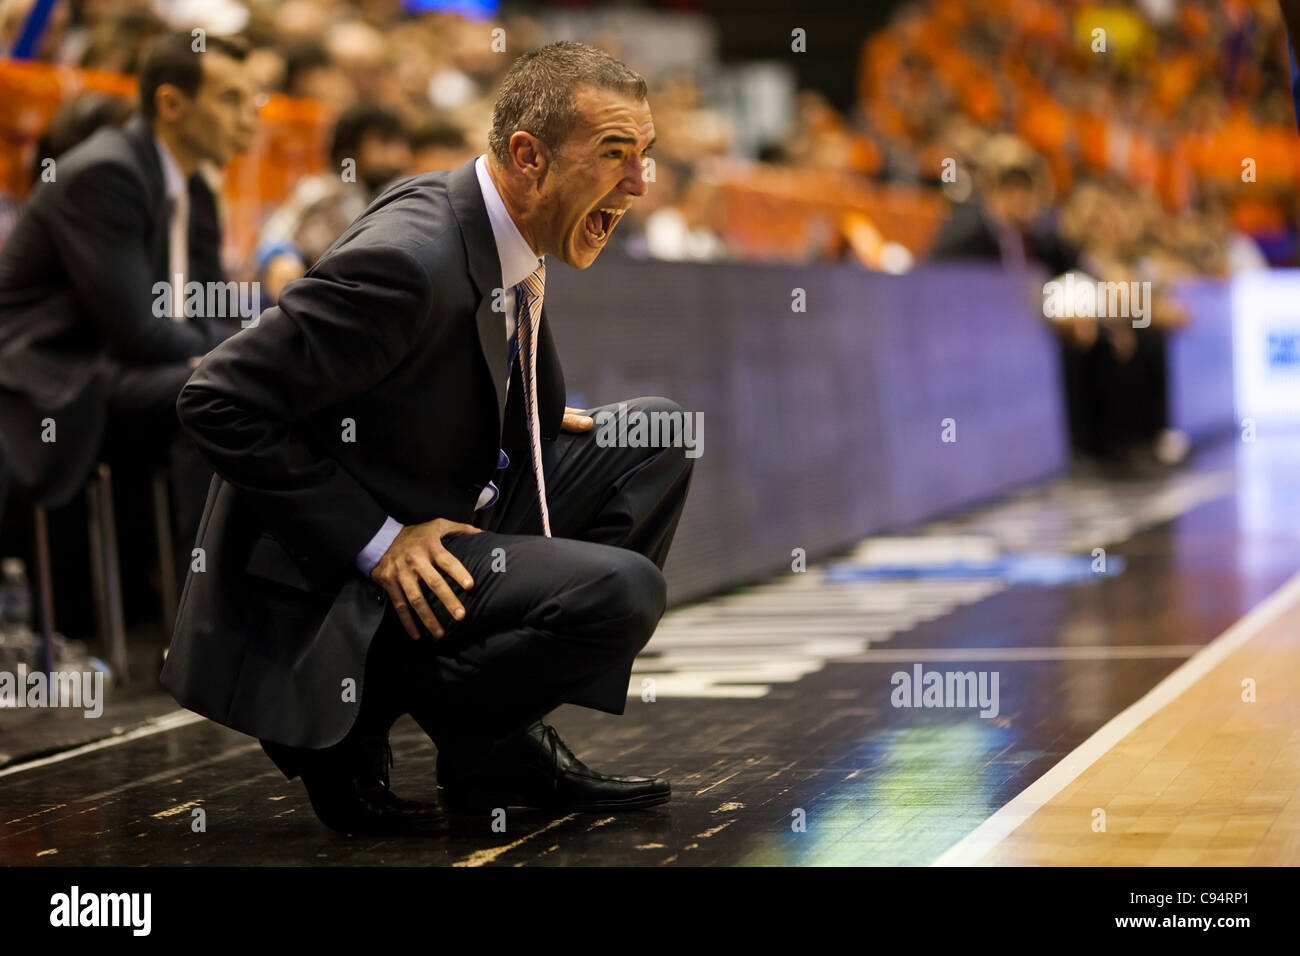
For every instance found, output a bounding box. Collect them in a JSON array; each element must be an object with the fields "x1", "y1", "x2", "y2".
[{"x1": 3, "y1": 434, "x2": 1300, "y2": 866}]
